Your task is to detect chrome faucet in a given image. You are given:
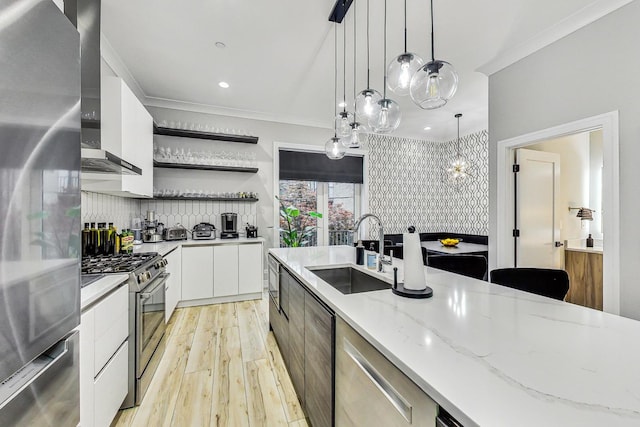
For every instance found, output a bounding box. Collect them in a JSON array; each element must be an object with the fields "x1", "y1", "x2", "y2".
[{"x1": 352, "y1": 213, "x2": 392, "y2": 272}]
